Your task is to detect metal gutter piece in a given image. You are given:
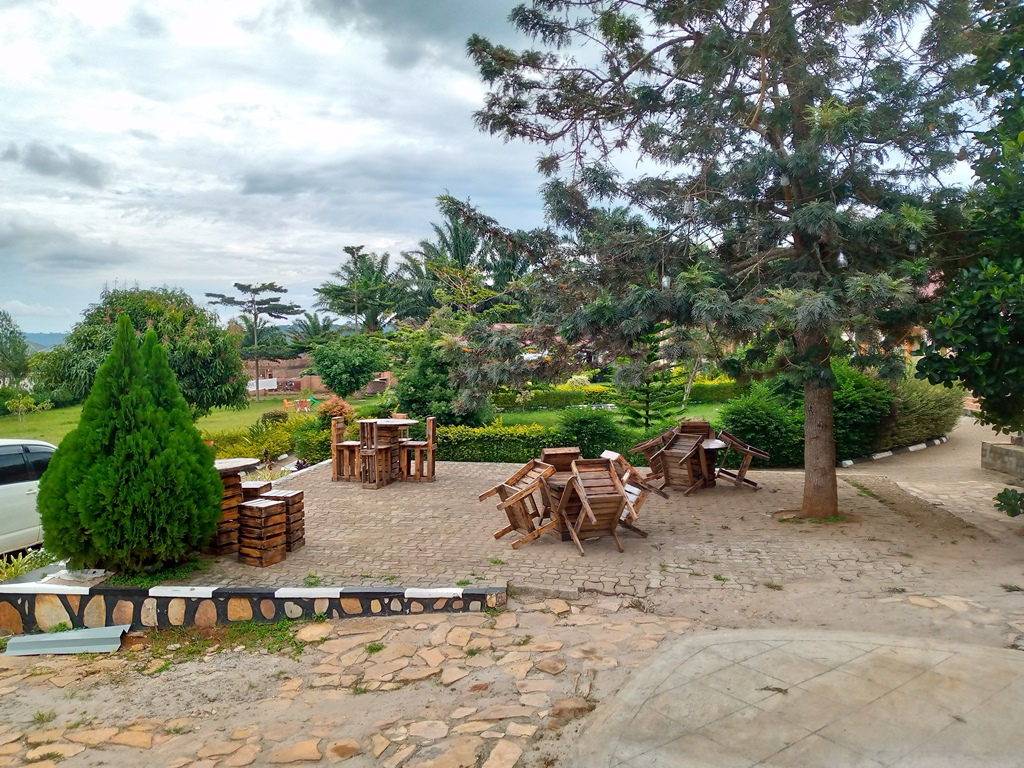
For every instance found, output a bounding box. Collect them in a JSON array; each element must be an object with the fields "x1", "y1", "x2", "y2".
[{"x1": 4, "y1": 624, "x2": 131, "y2": 656}]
